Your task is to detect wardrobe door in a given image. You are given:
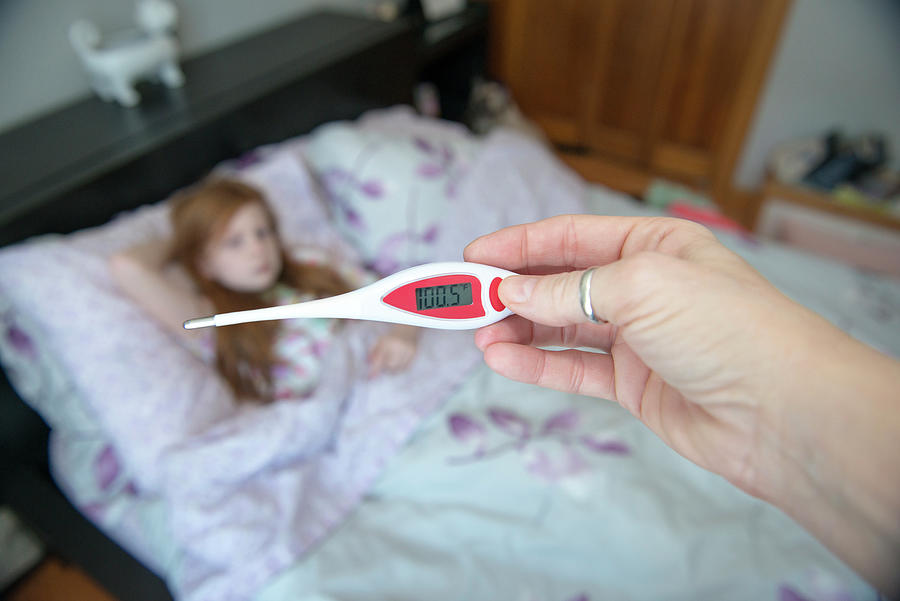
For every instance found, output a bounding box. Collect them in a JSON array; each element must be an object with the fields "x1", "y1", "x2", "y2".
[
  {"x1": 645, "y1": 0, "x2": 774, "y2": 185},
  {"x1": 491, "y1": 0, "x2": 596, "y2": 146},
  {"x1": 581, "y1": 0, "x2": 677, "y2": 163}
]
